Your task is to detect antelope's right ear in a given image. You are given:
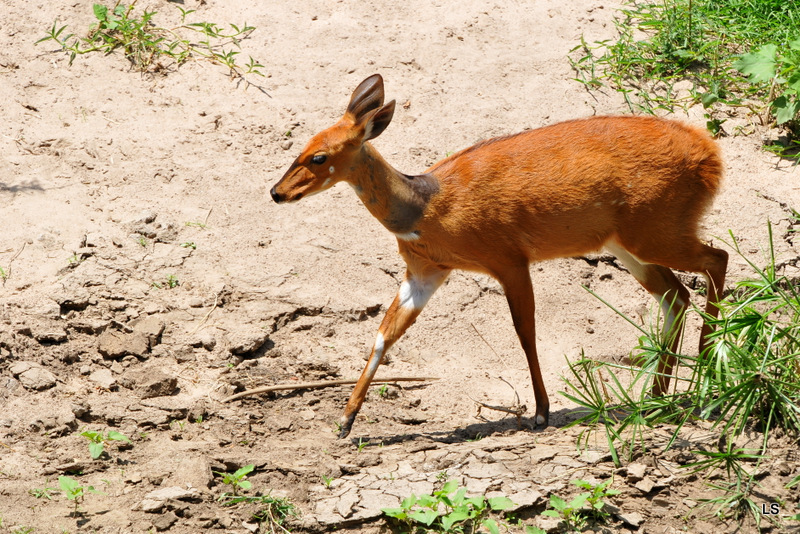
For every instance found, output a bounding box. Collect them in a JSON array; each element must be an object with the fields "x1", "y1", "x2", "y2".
[{"x1": 363, "y1": 100, "x2": 395, "y2": 141}]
